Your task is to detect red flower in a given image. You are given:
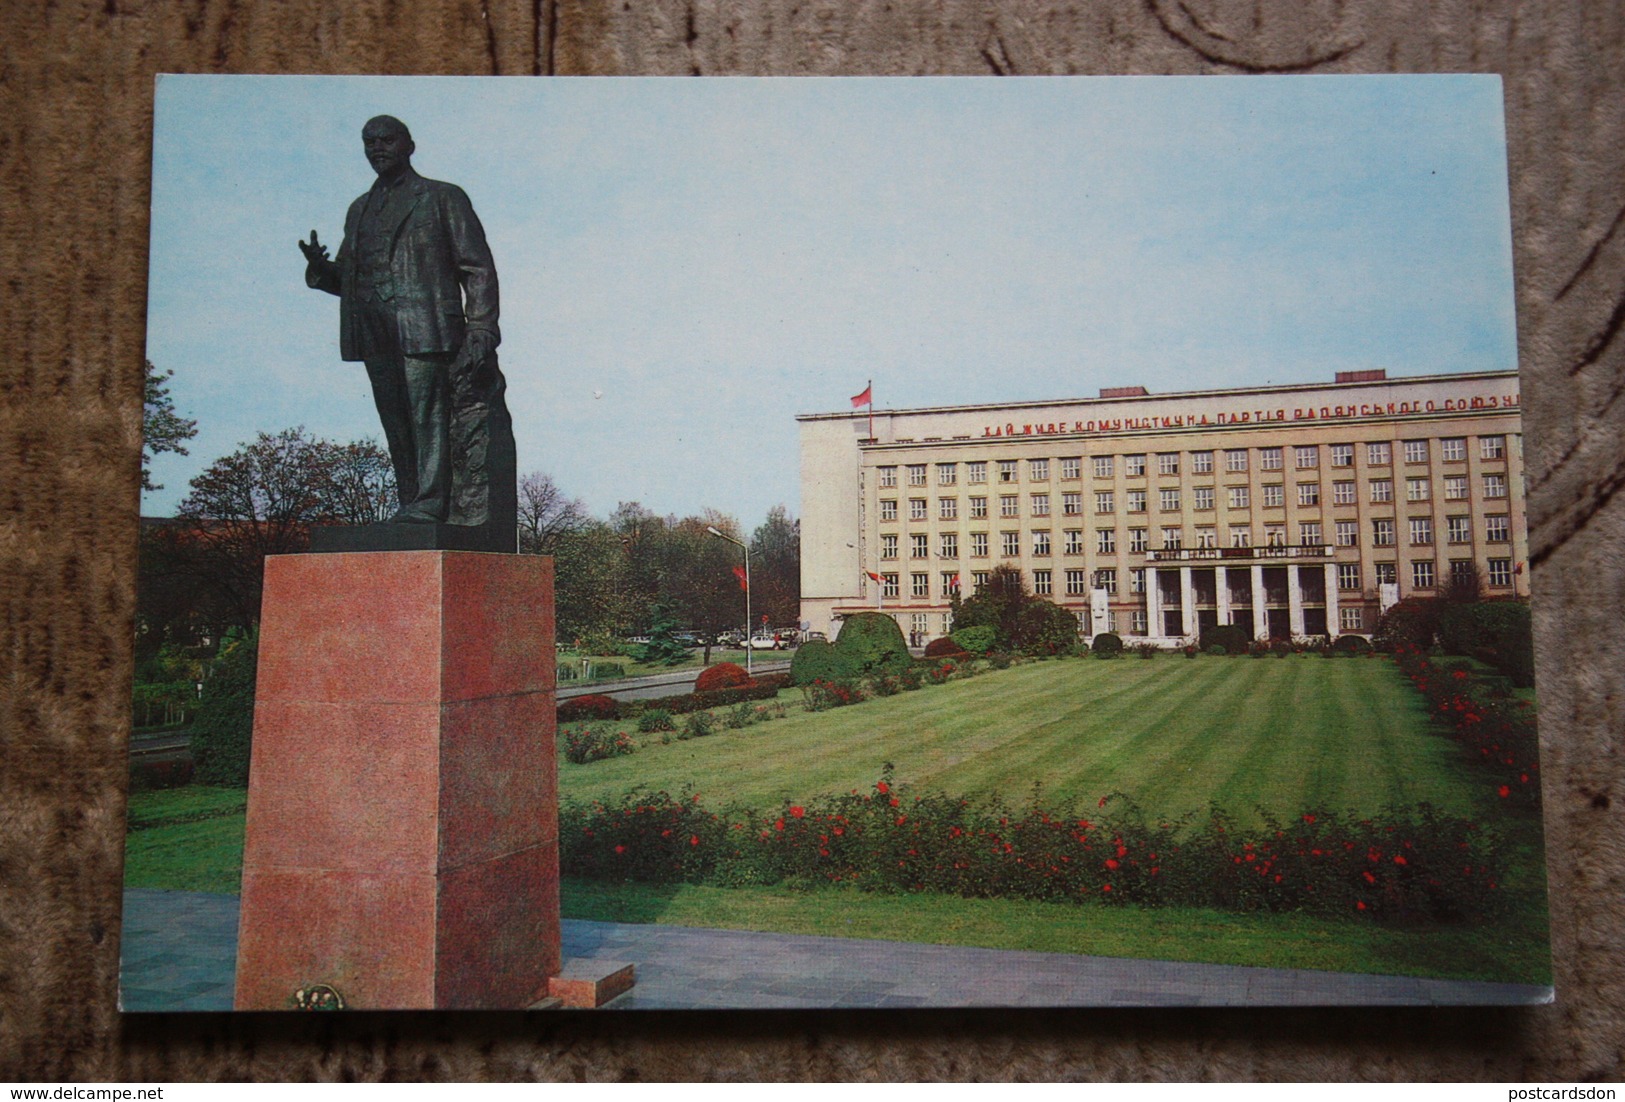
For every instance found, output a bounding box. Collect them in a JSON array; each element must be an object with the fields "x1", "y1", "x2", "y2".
[
  {"x1": 1303, "y1": 814, "x2": 1316, "y2": 825},
  {"x1": 774, "y1": 818, "x2": 786, "y2": 831},
  {"x1": 789, "y1": 806, "x2": 804, "y2": 819},
  {"x1": 1498, "y1": 785, "x2": 1510, "y2": 798},
  {"x1": 614, "y1": 845, "x2": 626, "y2": 854},
  {"x1": 1099, "y1": 796, "x2": 1108, "y2": 808},
  {"x1": 1356, "y1": 900, "x2": 1367, "y2": 911},
  {"x1": 1393, "y1": 855, "x2": 1408, "y2": 866},
  {"x1": 690, "y1": 835, "x2": 699, "y2": 846},
  {"x1": 876, "y1": 781, "x2": 889, "y2": 795},
  {"x1": 1102, "y1": 883, "x2": 1113, "y2": 893},
  {"x1": 1104, "y1": 858, "x2": 1119, "y2": 870}
]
